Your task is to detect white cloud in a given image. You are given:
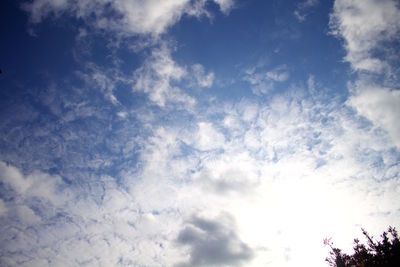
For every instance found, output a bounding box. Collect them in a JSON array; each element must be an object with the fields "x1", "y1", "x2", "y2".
[
  {"x1": 191, "y1": 64, "x2": 215, "y2": 88},
  {"x1": 76, "y1": 63, "x2": 122, "y2": 105},
  {"x1": 0, "y1": 159, "x2": 187, "y2": 266},
  {"x1": 307, "y1": 74, "x2": 315, "y2": 92},
  {"x1": 133, "y1": 45, "x2": 195, "y2": 108},
  {"x1": 0, "y1": 162, "x2": 70, "y2": 206},
  {"x1": 347, "y1": 81, "x2": 400, "y2": 148},
  {"x1": 243, "y1": 65, "x2": 289, "y2": 95},
  {"x1": 214, "y1": 0, "x2": 235, "y2": 15},
  {"x1": 1, "y1": 82, "x2": 400, "y2": 266},
  {"x1": 266, "y1": 68, "x2": 289, "y2": 82},
  {"x1": 330, "y1": 0, "x2": 400, "y2": 148},
  {"x1": 330, "y1": 0, "x2": 400, "y2": 73},
  {"x1": 22, "y1": 0, "x2": 235, "y2": 37},
  {"x1": 3, "y1": 2, "x2": 400, "y2": 265},
  {"x1": 192, "y1": 122, "x2": 226, "y2": 151},
  {"x1": 0, "y1": 161, "x2": 31, "y2": 194}
]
